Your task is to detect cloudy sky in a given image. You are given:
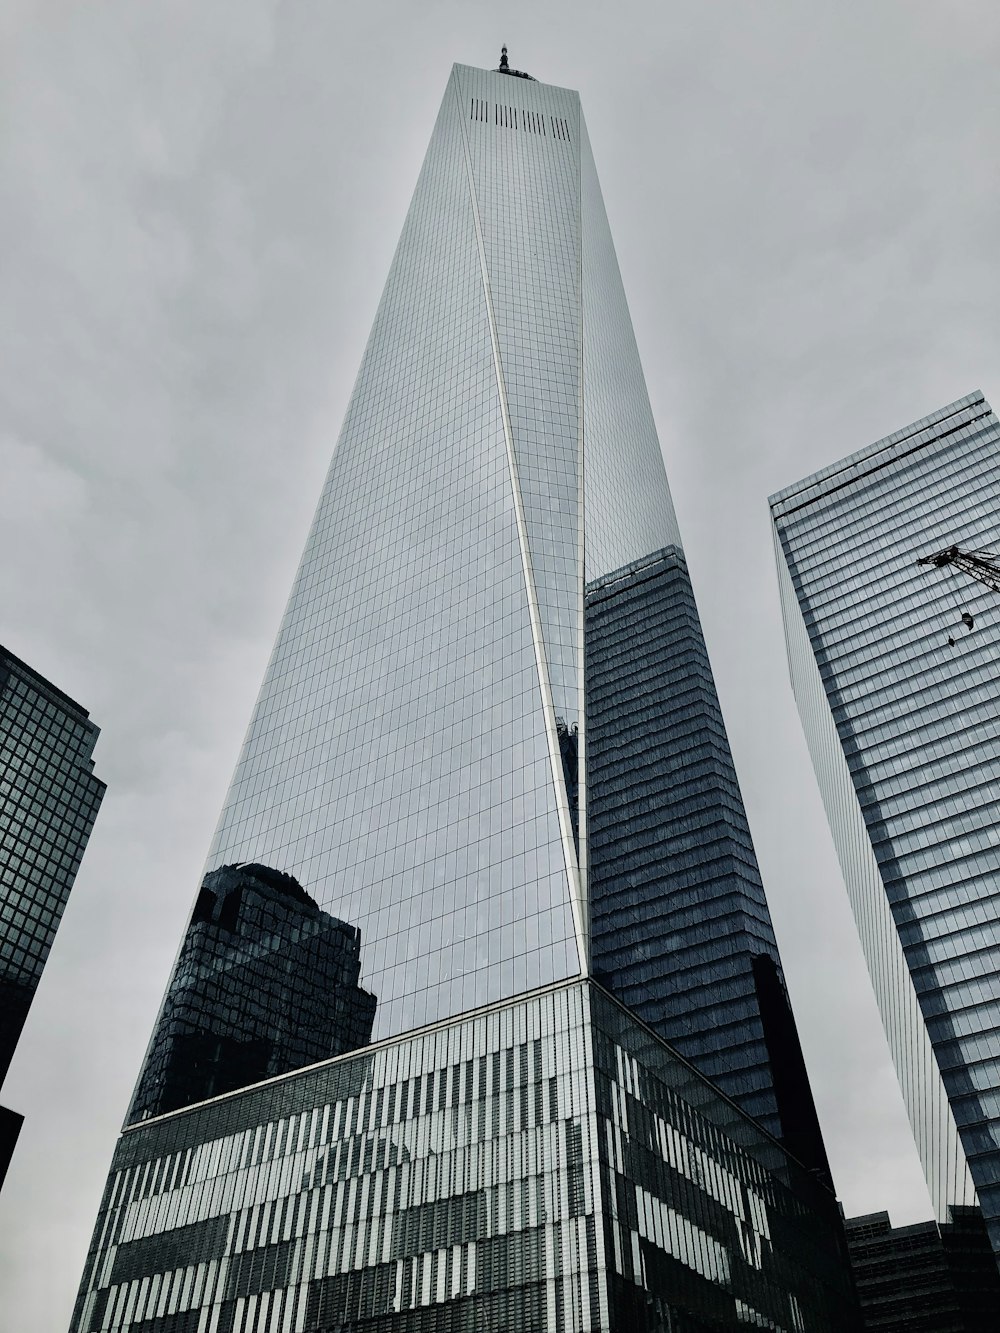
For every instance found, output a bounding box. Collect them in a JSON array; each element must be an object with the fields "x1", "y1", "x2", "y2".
[{"x1": 2, "y1": 2, "x2": 999, "y2": 1326}]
